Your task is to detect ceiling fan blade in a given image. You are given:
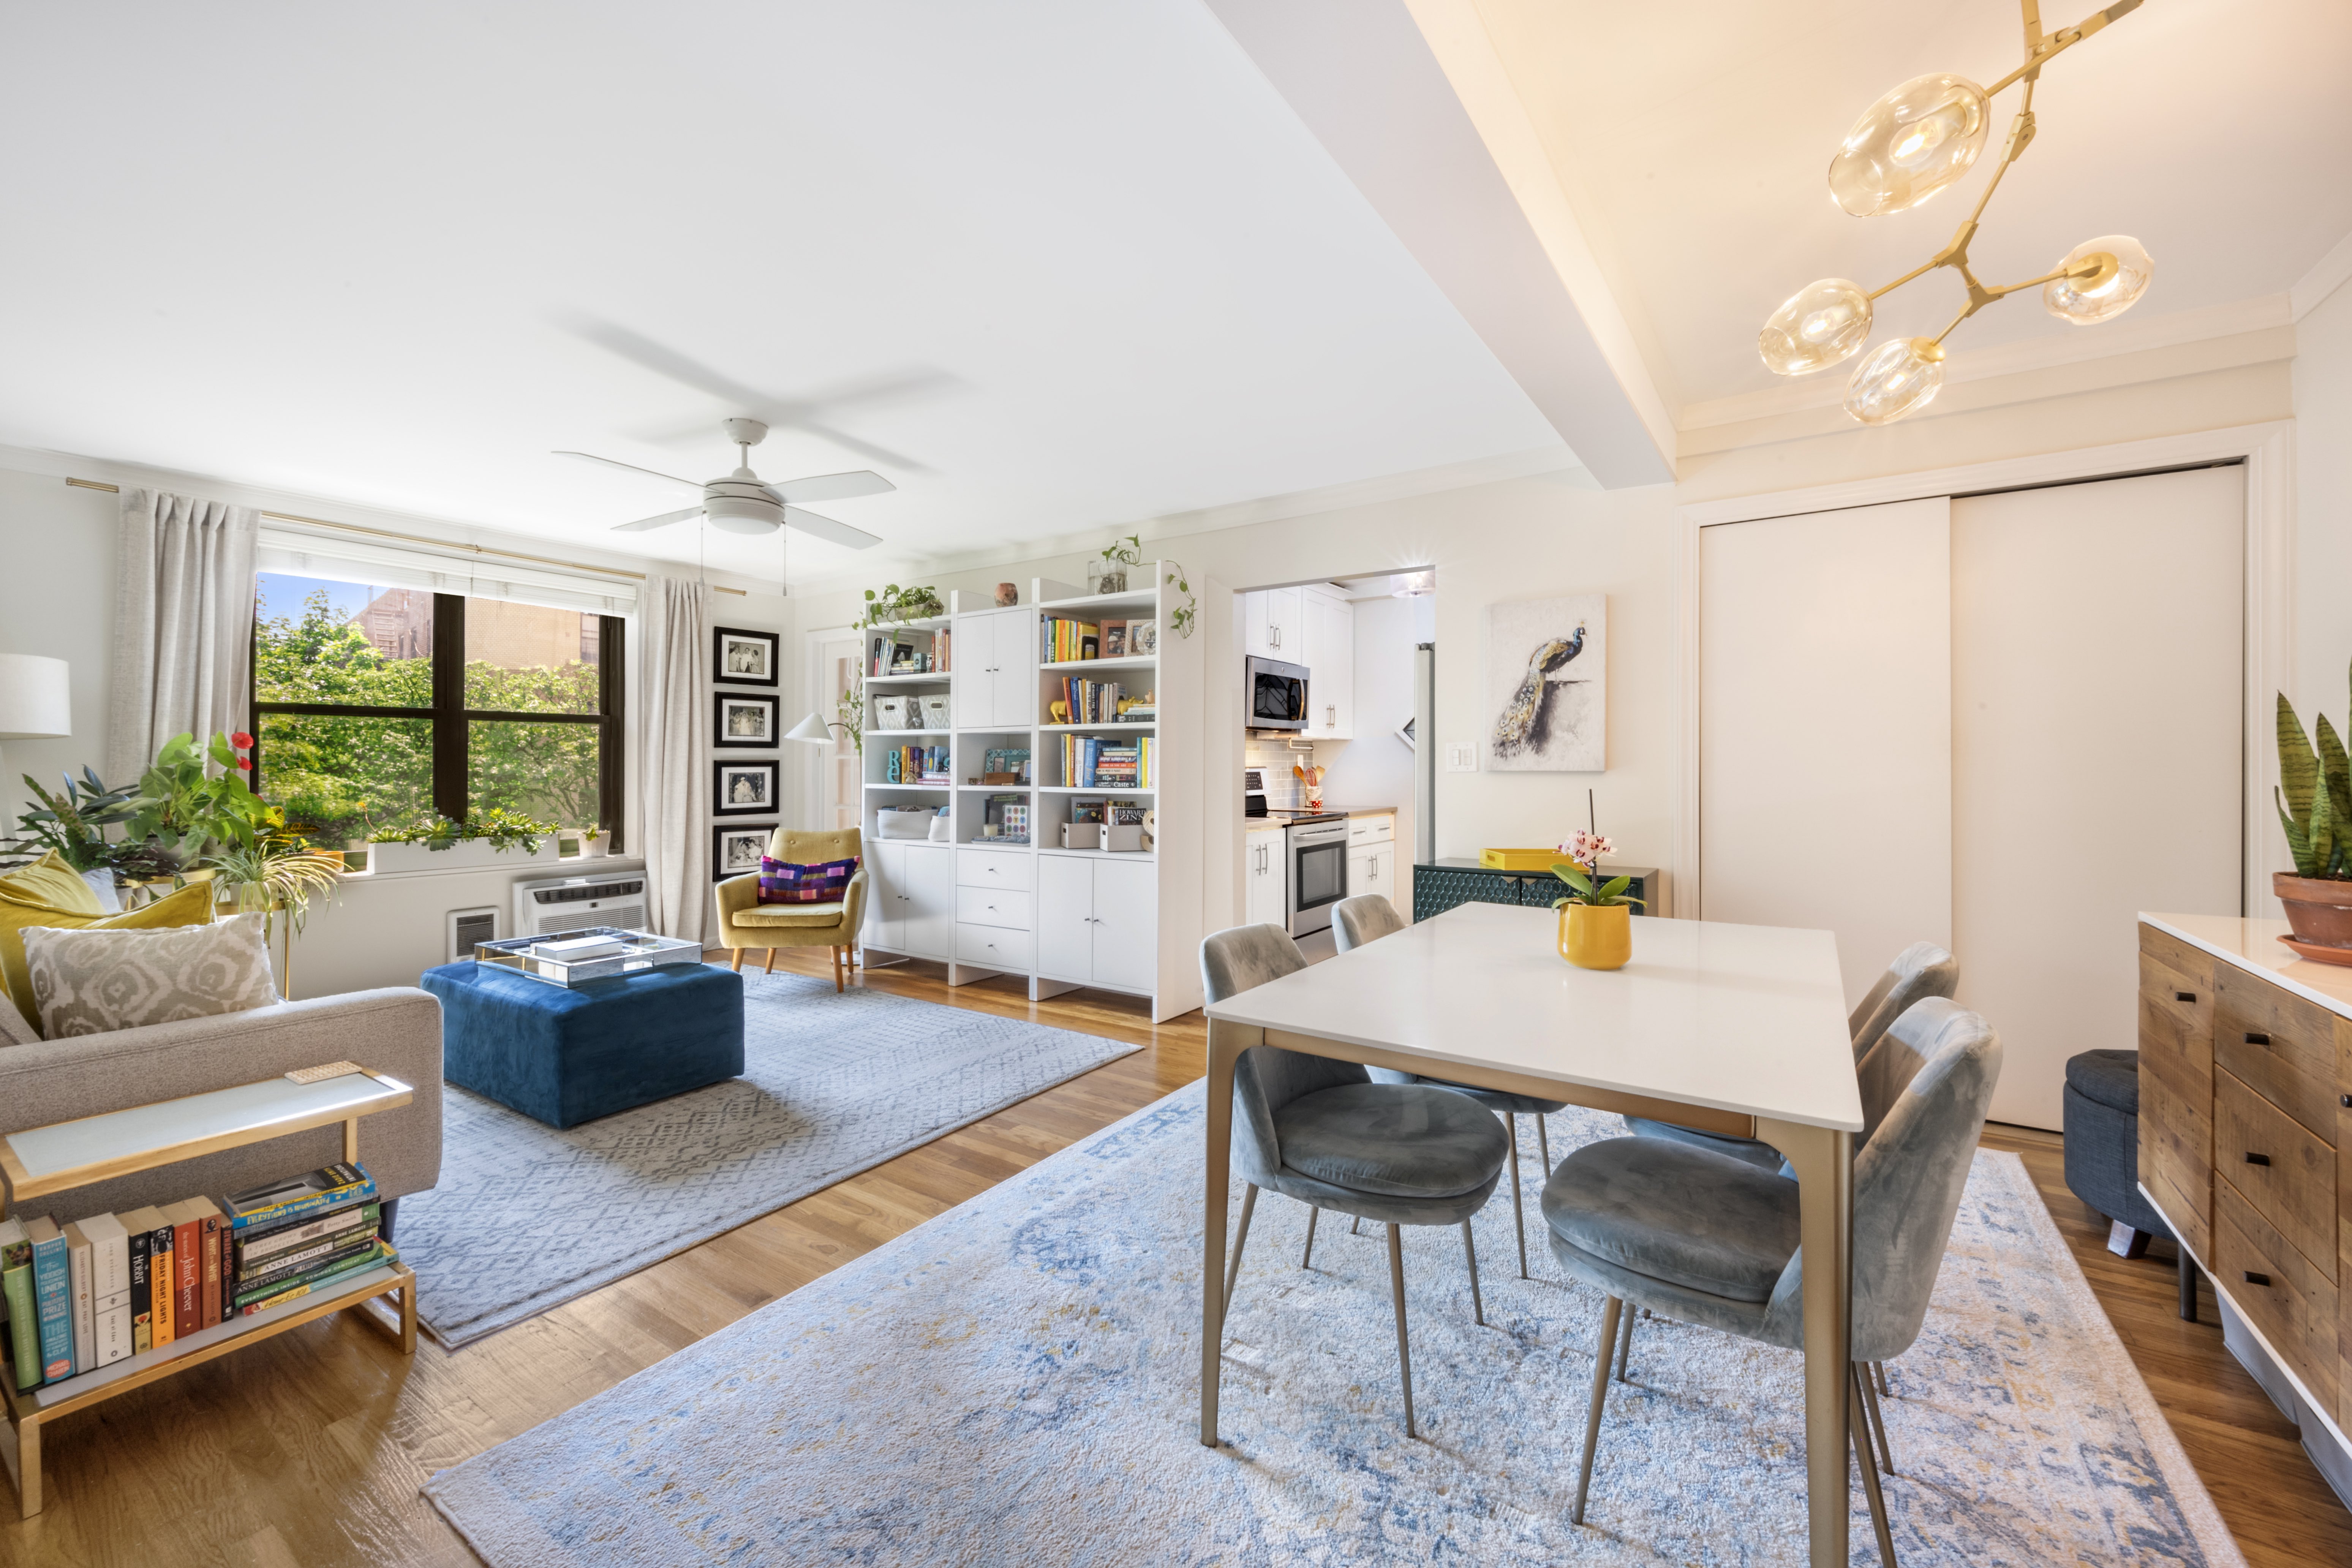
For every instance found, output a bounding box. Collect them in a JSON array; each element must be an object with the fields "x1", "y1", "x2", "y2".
[
  {"x1": 782, "y1": 506, "x2": 882, "y2": 550},
  {"x1": 611, "y1": 507, "x2": 705, "y2": 533},
  {"x1": 563, "y1": 317, "x2": 779, "y2": 410},
  {"x1": 554, "y1": 450, "x2": 703, "y2": 490},
  {"x1": 762, "y1": 469, "x2": 896, "y2": 504}
]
